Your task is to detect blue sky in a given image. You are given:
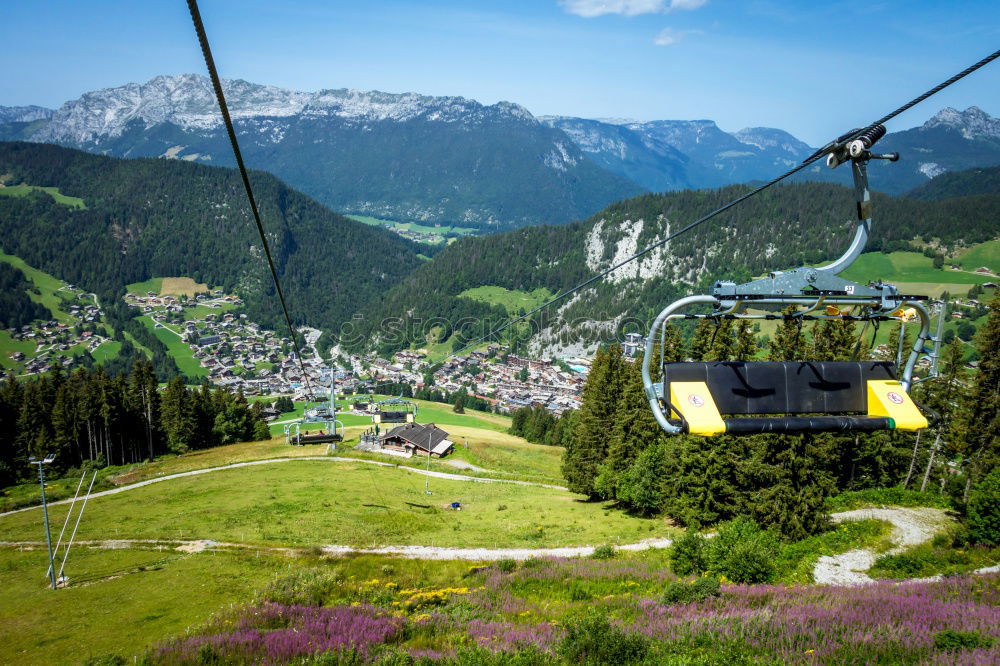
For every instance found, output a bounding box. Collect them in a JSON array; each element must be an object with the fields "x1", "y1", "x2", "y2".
[{"x1": 3, "y1": 0, "x2": 999, "y2": 144}]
